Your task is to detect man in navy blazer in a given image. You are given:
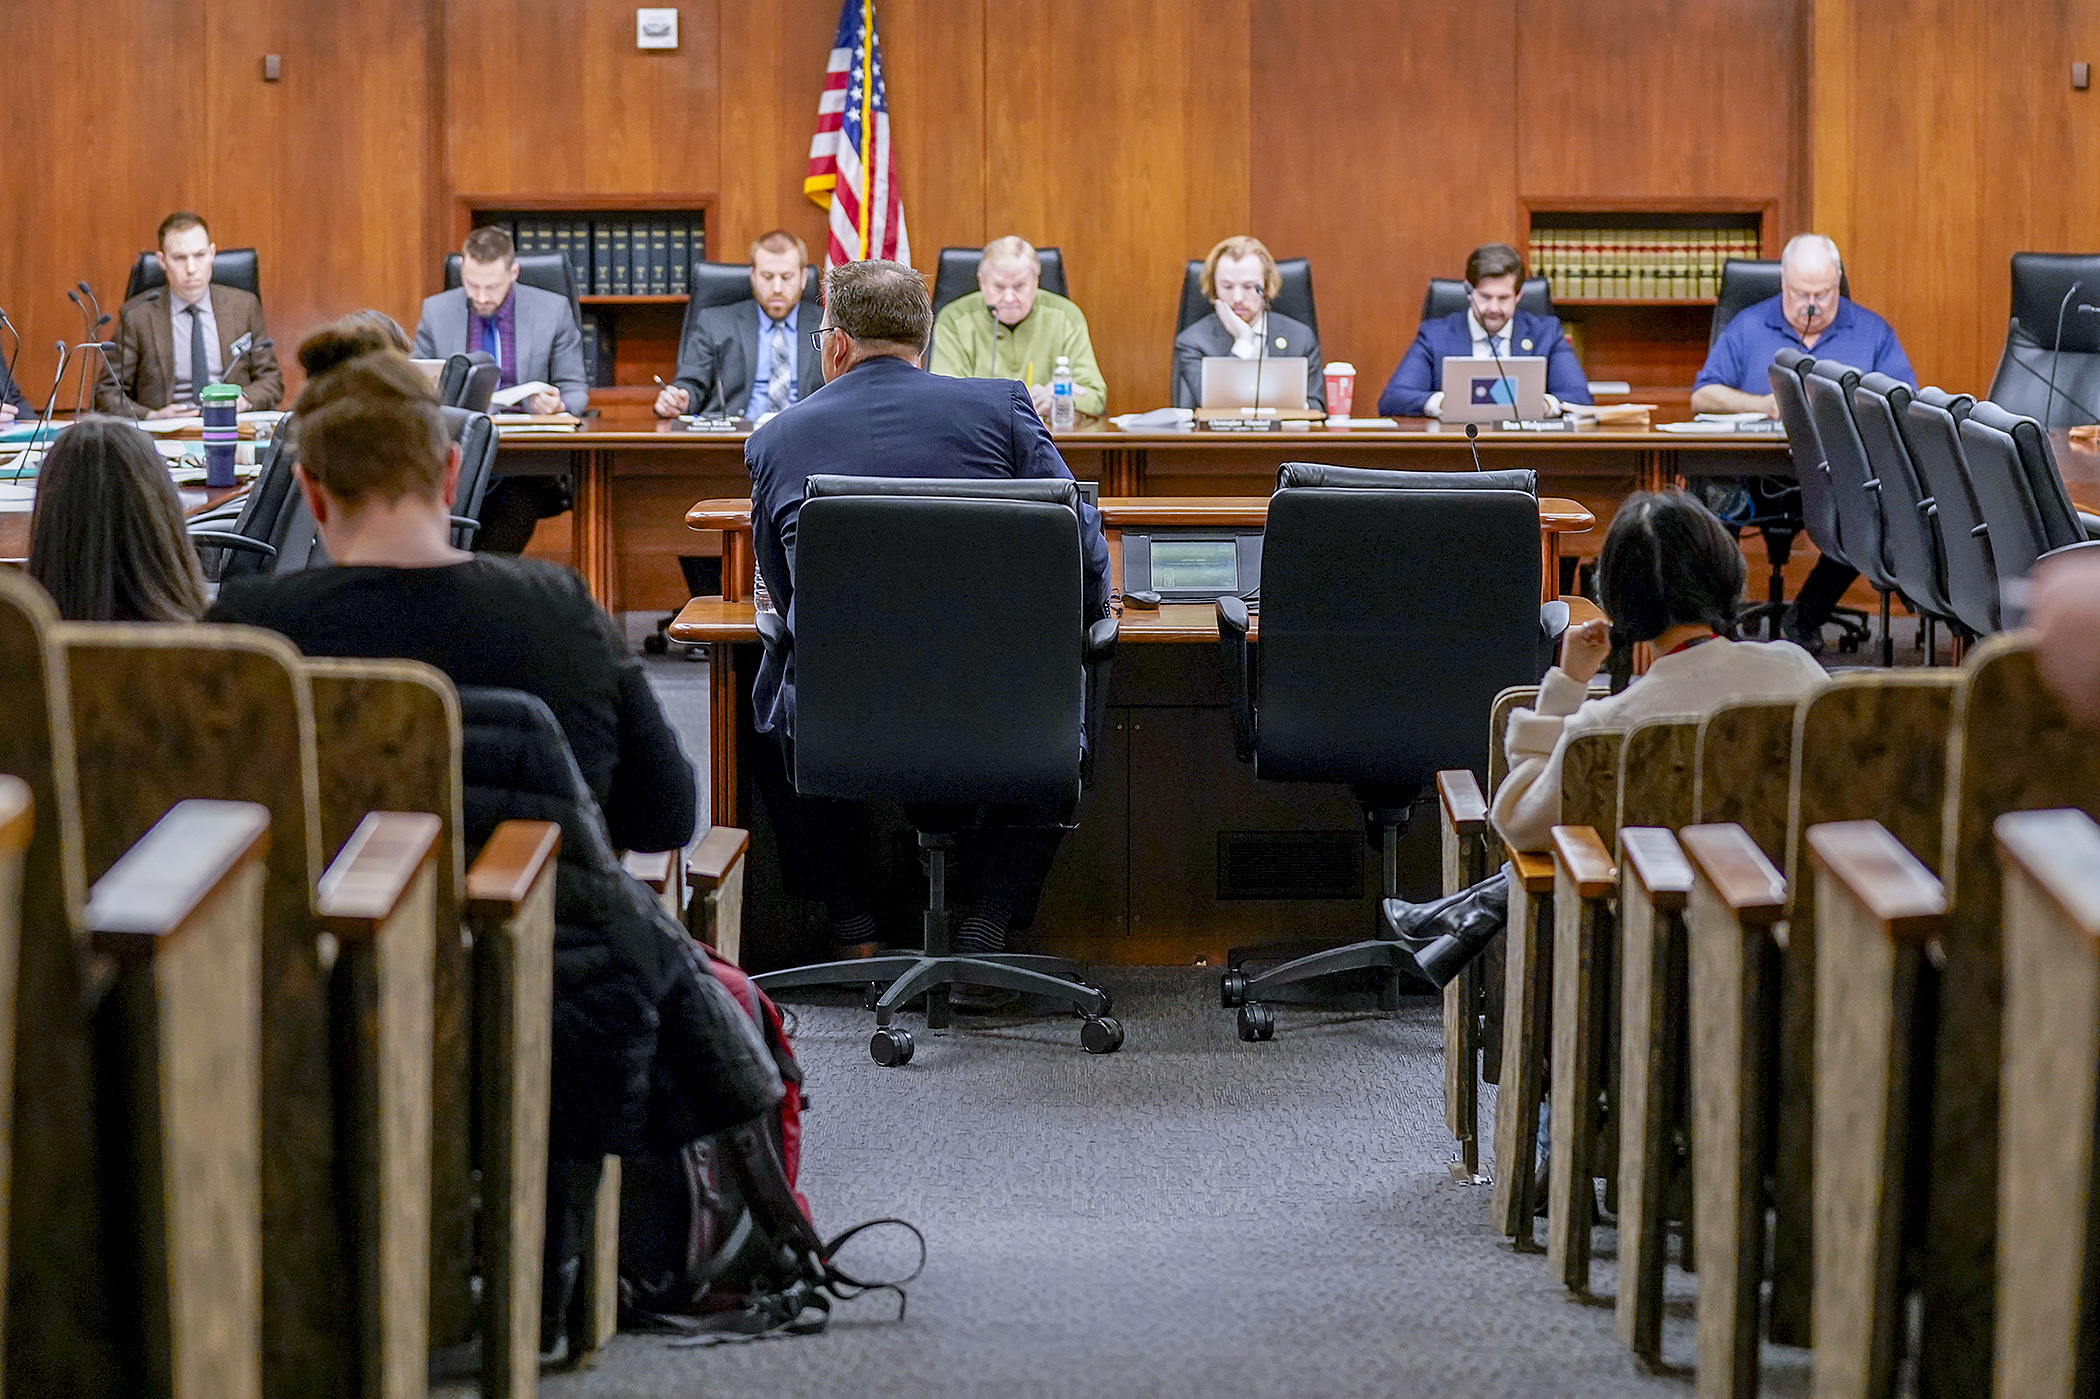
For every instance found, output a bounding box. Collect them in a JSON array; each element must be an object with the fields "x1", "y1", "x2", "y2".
[
  {"x1": 1378, "y1": 243, "x2": 1591, "y2": 418},
  {"x1": 746, "y1": 259, "x2": 1111, "y2": 969}
]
